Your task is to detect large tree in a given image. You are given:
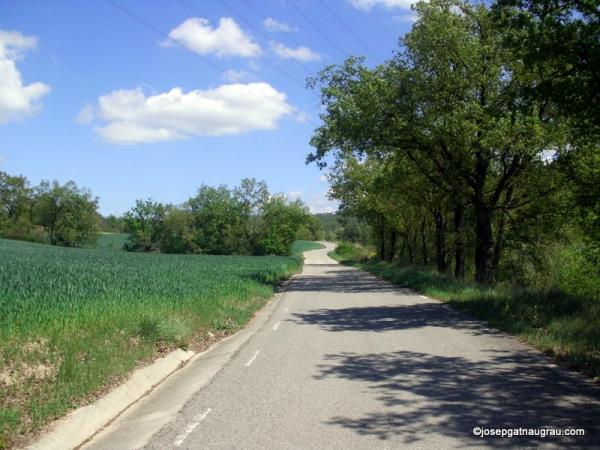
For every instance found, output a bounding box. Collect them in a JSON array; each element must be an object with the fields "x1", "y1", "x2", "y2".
[{"x1": 308, "y1": 0, "x2": 564, "y2": 283}]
